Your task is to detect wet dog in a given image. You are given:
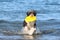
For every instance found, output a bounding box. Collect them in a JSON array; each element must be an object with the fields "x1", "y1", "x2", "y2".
[{"x1": 22, "y1": 10, "x2": 36, "y2": 35}]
